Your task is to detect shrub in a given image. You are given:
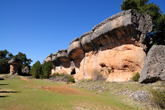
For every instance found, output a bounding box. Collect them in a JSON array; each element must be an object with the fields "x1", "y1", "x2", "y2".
[
  {"x1": 52, "y1": 73, "x2": 60, "y2": 77},
  {"x1": 132, "y1": 72, "x2": 140, "y2": 82},
  {"x1": 150, "y1": 86, "x2": 165, "y2": 109},
  {"x1": 50, "y1": 73, "x2": 75, "y2": 83},
  {"x1": 107, "y1": 68, "x2": 111, "y2": 74},
  {"x1": 68, "y1": 76, "x2": 75, "y2": 83},
  {"x1": 92, "y1": 69, "x2": 106, "y2": 81}
]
